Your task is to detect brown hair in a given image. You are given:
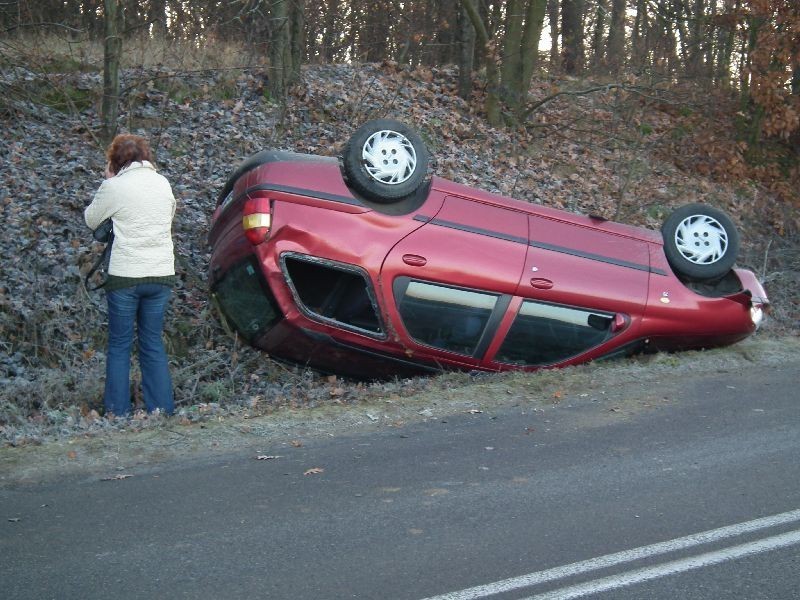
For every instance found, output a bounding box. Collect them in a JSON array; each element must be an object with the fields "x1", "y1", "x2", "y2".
[{"x1": 106, "y1": 134, "x2": 153, "y2": 175}]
